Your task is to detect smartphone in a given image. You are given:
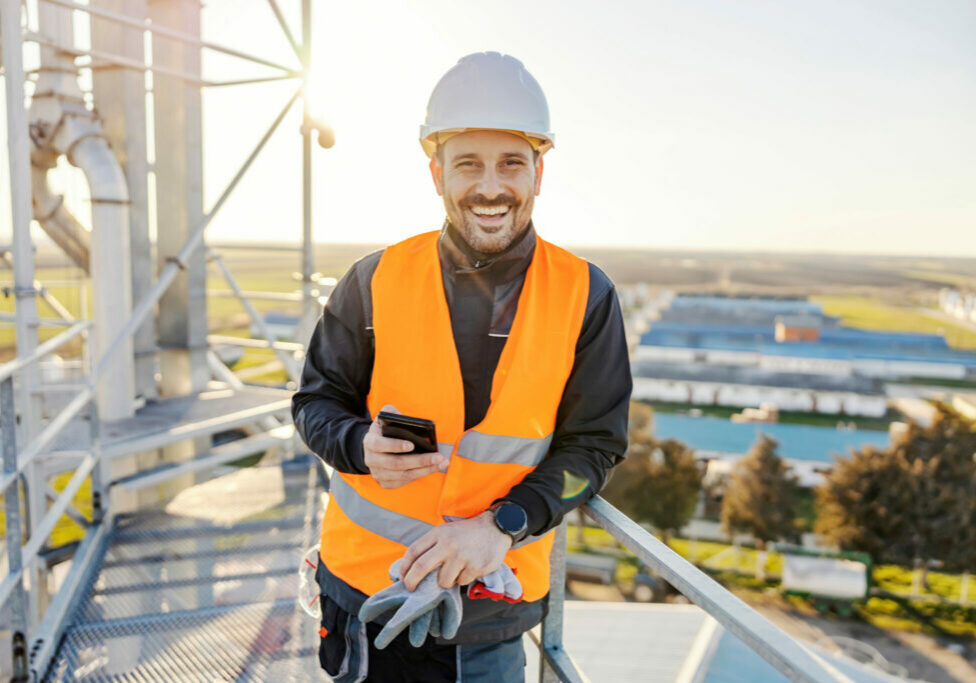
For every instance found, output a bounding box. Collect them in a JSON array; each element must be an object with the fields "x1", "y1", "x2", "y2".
[{"x1": 376, "y1": 411, "x2": 438, "y2": 453}]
